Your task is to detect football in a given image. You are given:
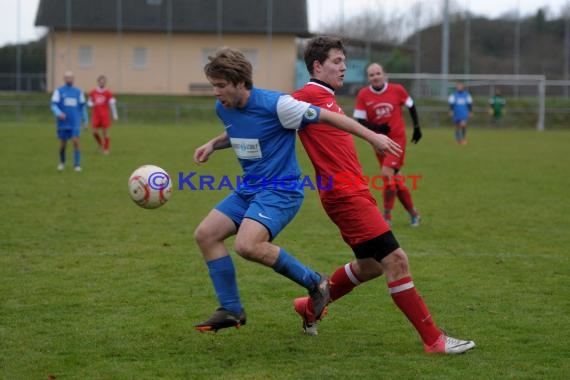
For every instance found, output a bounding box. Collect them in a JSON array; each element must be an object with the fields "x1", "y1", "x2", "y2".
[{"x1": 128, "y1": 165, "x2": 173, "y2": 209}]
